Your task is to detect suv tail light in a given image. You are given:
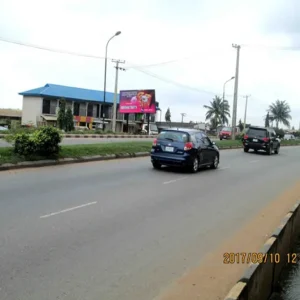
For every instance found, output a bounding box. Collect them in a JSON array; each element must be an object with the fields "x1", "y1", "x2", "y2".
[
  {"x1": 153, "y1": 138, "x2": 157, "y2": 146},
  {"x1": 263, "y1": 137, "x2": 270, "y2": 142},
  {"x1": 244, "y1": 135, "x2": 249, "y2": 139},
  {"x1": 184, "y1": 142, "x2": 193, "y2": 151}
]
